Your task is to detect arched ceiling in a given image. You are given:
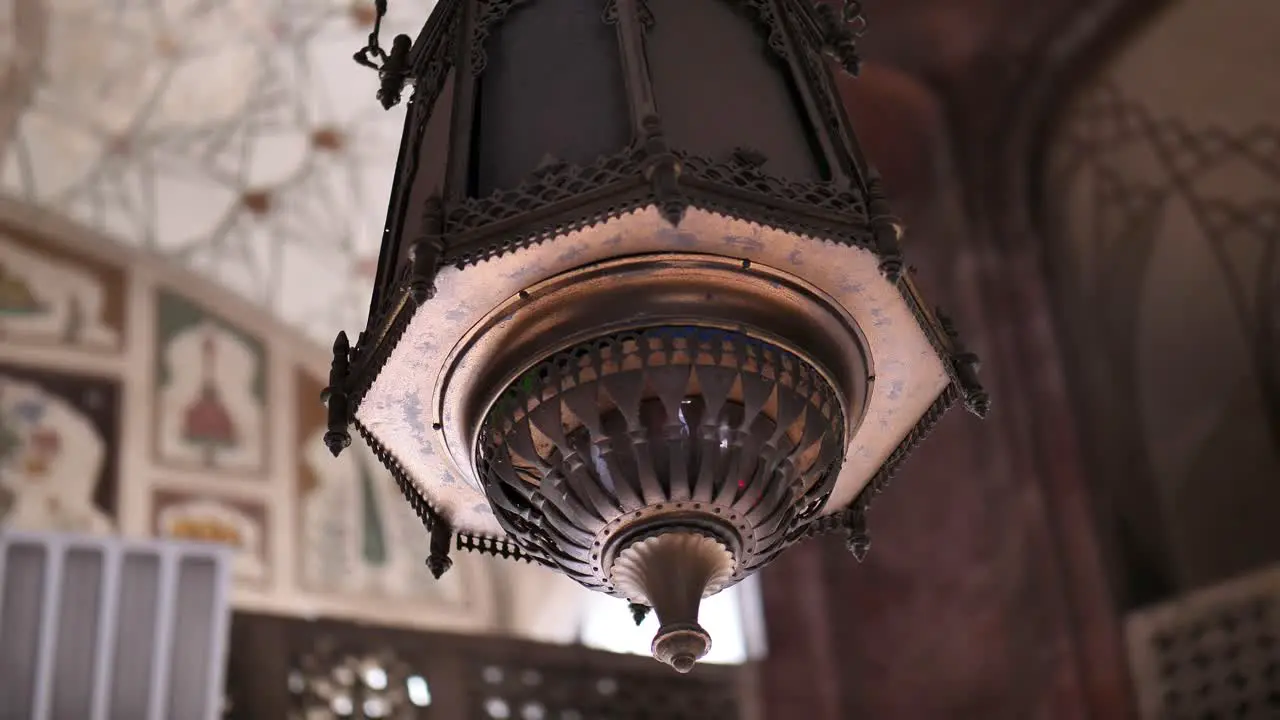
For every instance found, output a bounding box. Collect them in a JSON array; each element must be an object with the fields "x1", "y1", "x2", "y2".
[{"x1": 0, "y1": 0, "x2": 438, "y2": 344}]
